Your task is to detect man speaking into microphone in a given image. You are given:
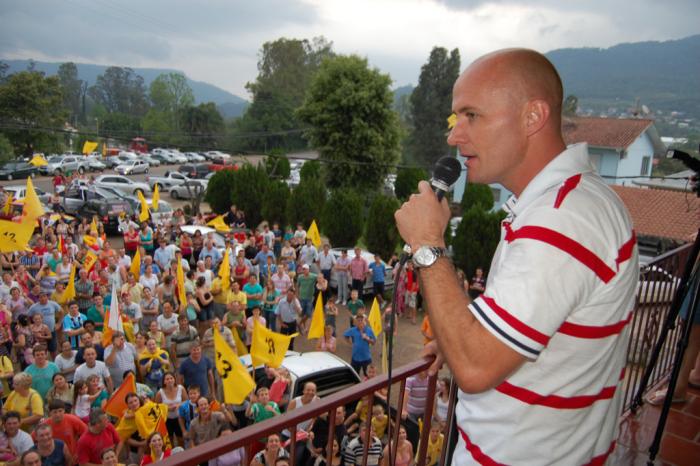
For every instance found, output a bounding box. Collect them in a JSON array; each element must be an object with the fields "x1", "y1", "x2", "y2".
[{"x1": 395, "y1": 49, "x2": 638, "y2": 464}]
